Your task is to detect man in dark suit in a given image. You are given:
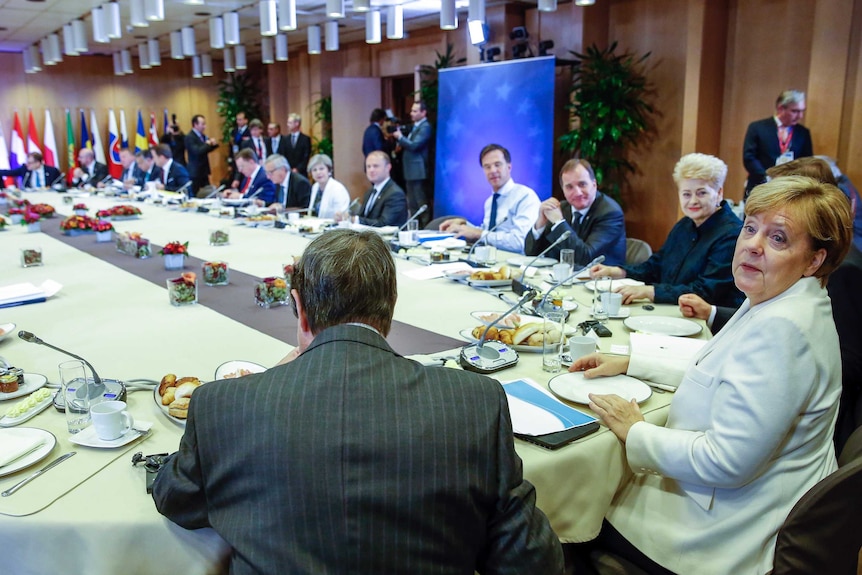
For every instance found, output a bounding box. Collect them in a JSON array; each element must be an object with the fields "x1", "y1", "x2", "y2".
[
  {"x1": 134, "y1": 149, "x2": 162, "y2": 187},
  {"x1": 117, "y1": 148, "x2": 141, "y2": 190},
  {"x1": 362, "y1": 108, "x2": 388, "y2": 157},
  {"x1": 159, "y1": 120, "x2": 186, "y2": 166},
  {"x1": 71, "y1": 148, "x2": 109, "y2": 188},
  {"x1": 263, "y1": 154, "x2": 311, "y2": 210},
  {"x1": 152, "y1": 144, "x2": 191, "y2": 193},
  {"x1": 525, "y1": 158, "x2": 627, "y2": 266},
  {"x1": 184, "y1": 114, "x2": 220, "y2": 194},
  {"x1": 394, "y1": 101, "x2": 433, "y2": 227},
  {"x1": 743, "y1": 90, "x2": 813, "y2": 197},
  {"x1": 284, "y1": 113, "x2": 311, "y2": 178},
  {"x1": 337, "y1": 150, "x2": 408, "y2": 227},
  {"x1": 0, "y1": 151, "x2": 61, "y2": 189},
  {"x1": 265, "y1": 122, "x2": 289, "y2": 158},
  {"x1": 239, "y1": 119, "x2": 267, "y2": 163},
  {"x1": 224, "y1": 148, "x2": 275, "y2": 205},
  {"x1": 152, "y1": 228, "x2": 564, "y2": 575}
]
